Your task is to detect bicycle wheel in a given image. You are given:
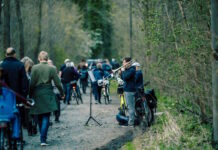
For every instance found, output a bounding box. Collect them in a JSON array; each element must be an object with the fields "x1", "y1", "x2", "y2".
[
  {"x1": 105, "y1": 87, "x2": 110, "y2": 104},
  {"x1": 0, "y1": 128, "x2": 4, "y2": 150},
  {"x1": 143, "y1": 101, "x2": 152, "y2": 127},
  {"x1": 77, "y1": 90, "x2": 83, "y2": 104},
  {"x1": 72, "y1": 90, "x2": 79, "y2": 105},
  {"x1": 104, "y1": 95, "x2": 108, "y2": 105}
]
